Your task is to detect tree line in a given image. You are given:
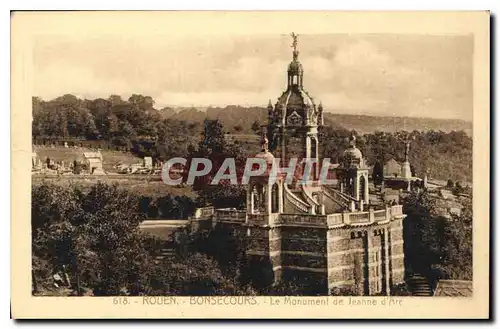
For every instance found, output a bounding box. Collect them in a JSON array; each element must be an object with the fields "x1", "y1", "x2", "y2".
[
  {"x1": 402, "y1": 190, "x2": 473, "y2": 287},
  {"x1": 32, "y1": 181, "x2": 318, "y2": 296},
  {"x1": 33, "y1": 94, "x2": 472, "y2": 182}
]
